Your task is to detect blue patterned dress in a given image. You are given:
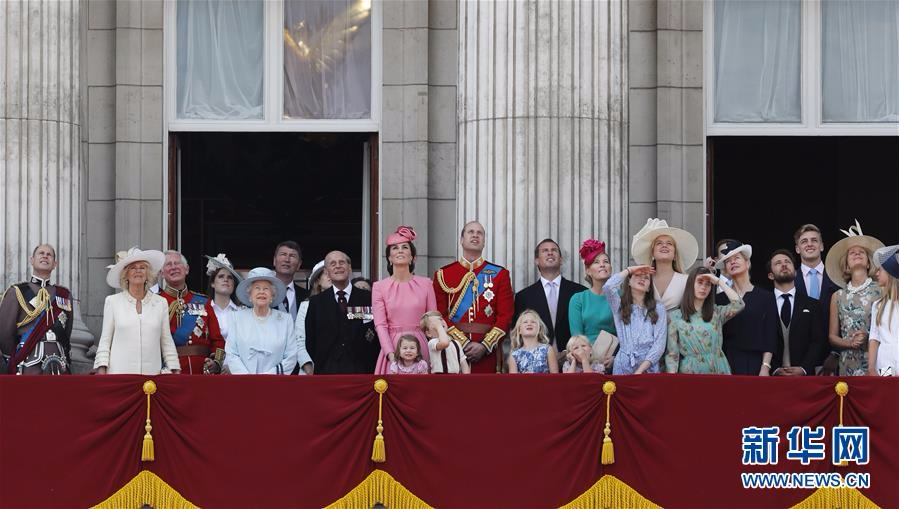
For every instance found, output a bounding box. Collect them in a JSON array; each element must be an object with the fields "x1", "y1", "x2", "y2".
[
  {"x1": 511, "y1": 343, "x2": 551, "y2": 373},
  {"x1": 602, "y1": 272, "x2": 668, "y2": 374}
]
